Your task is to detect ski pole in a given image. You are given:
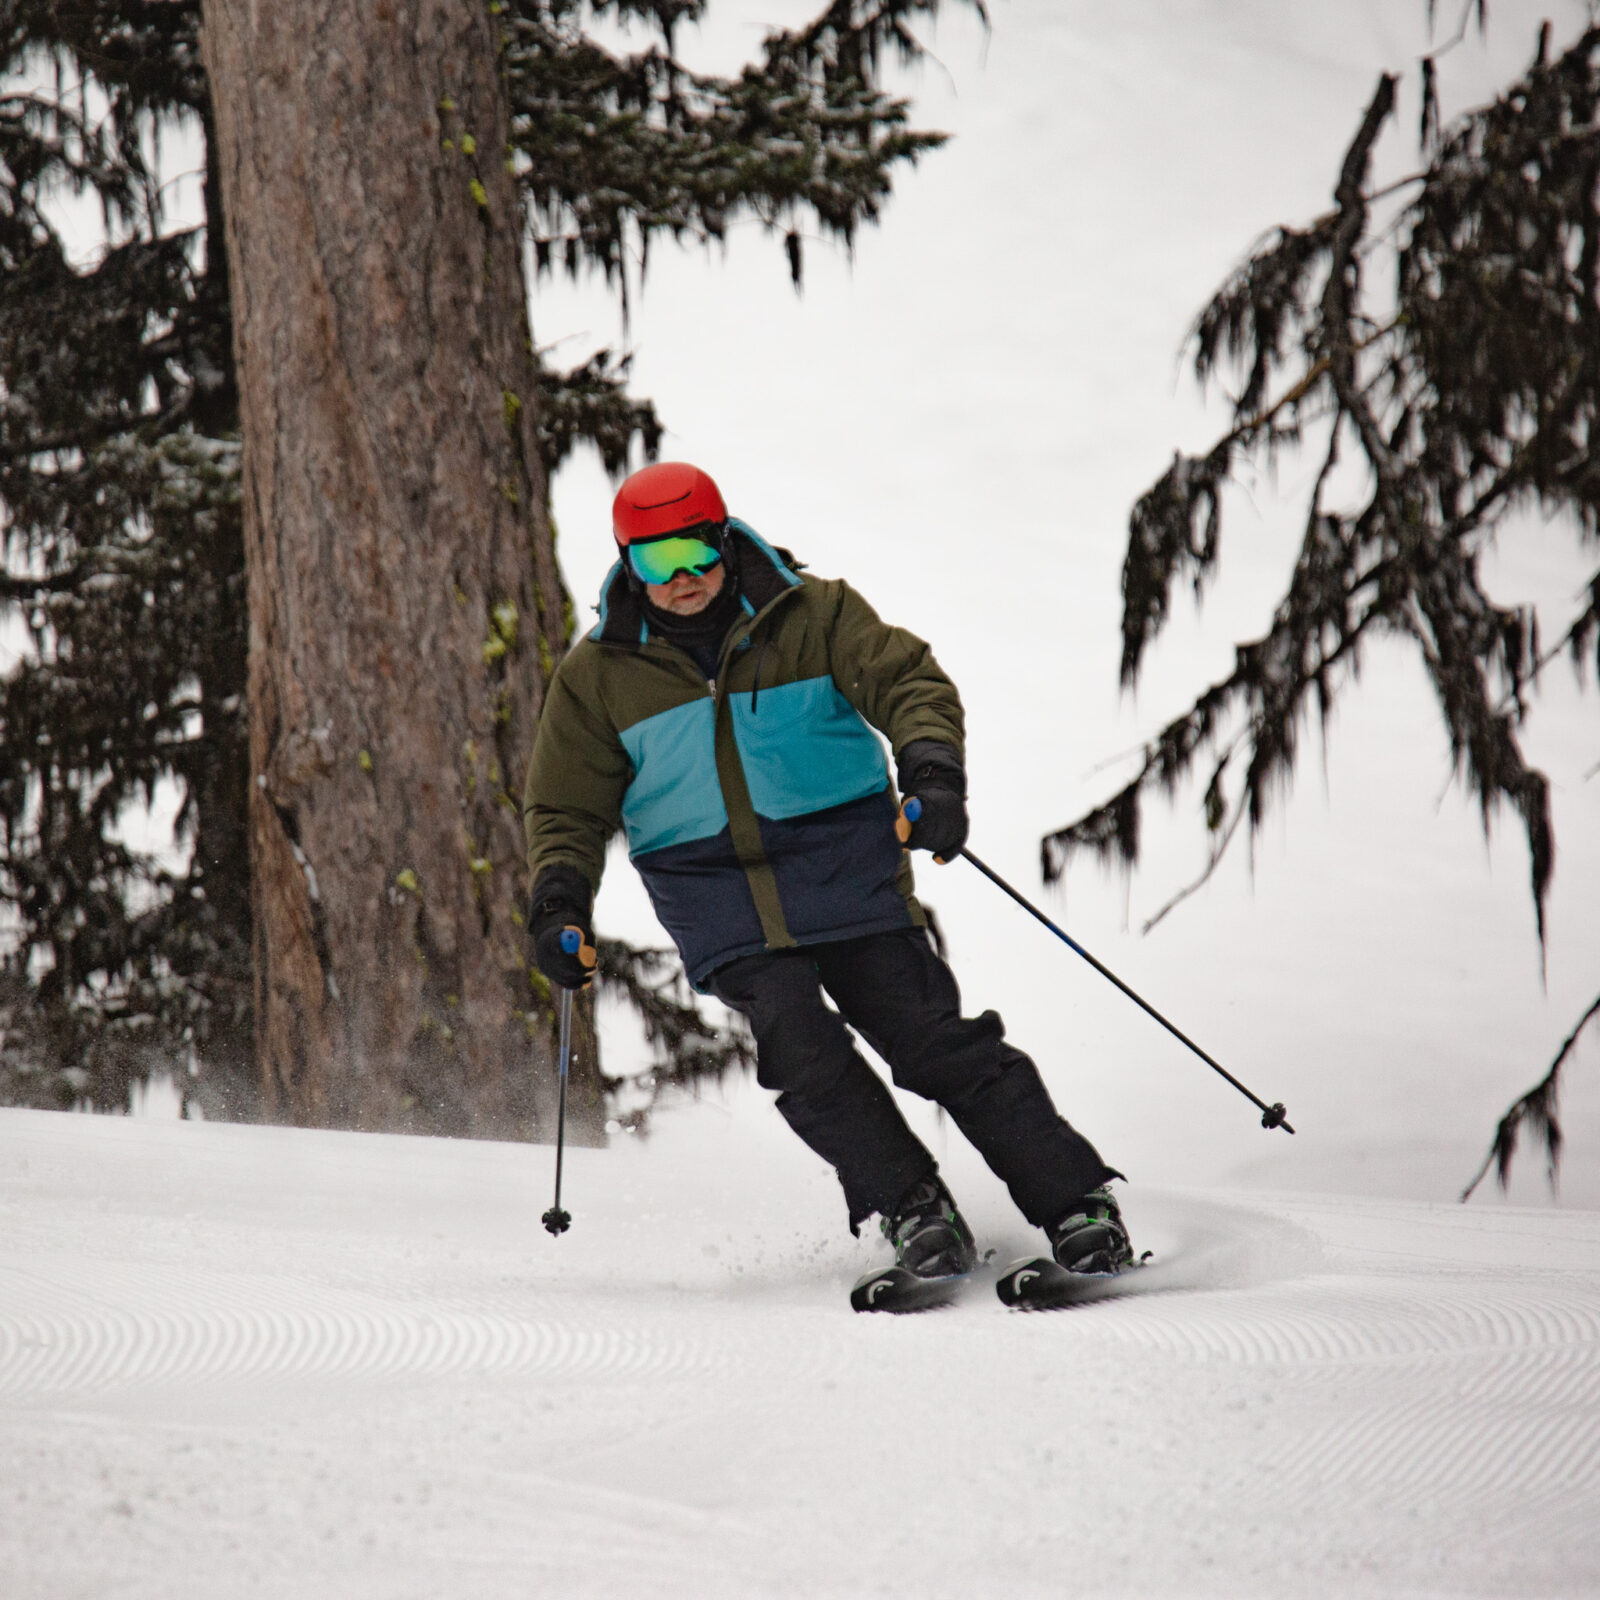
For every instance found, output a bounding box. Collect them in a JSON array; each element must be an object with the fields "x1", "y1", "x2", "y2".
[
  {"x1": 540, "y1": 928, "x2": 586, "y2": 1236},
  {"x1": 900, "y1": 799, "x2": 1292, "y2": 1134}
]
